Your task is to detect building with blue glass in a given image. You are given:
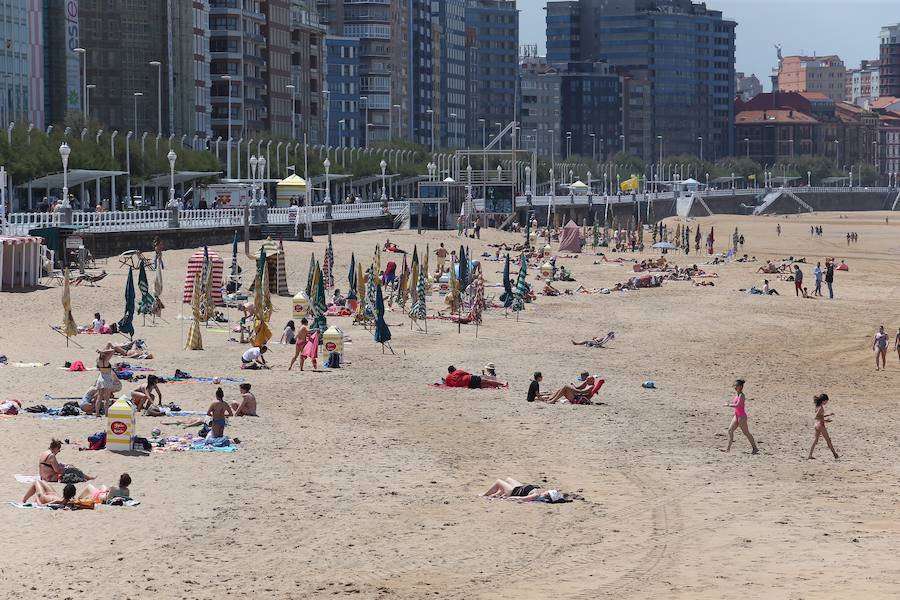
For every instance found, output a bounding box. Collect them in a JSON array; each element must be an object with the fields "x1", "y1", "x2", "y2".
[
  {"x1": 545, "y1": 0, "x2": 736, "y2": 163},
  {"x1": 433, "y1": 0, "x2": 467, "y2": 148},
  {"x1": 325, "y1": 36, "x2": 360, "y2": 148},
  {"x1": 465, "y1": 0, "x2": 518, "y2": 149}
]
